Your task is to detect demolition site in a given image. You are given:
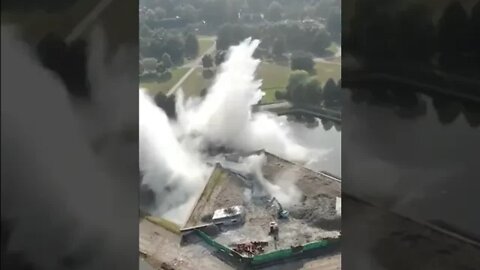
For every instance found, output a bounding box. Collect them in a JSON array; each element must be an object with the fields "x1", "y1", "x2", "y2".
[{"x1": 140, "y1": 150, "x2": 341, "y2": 269}]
